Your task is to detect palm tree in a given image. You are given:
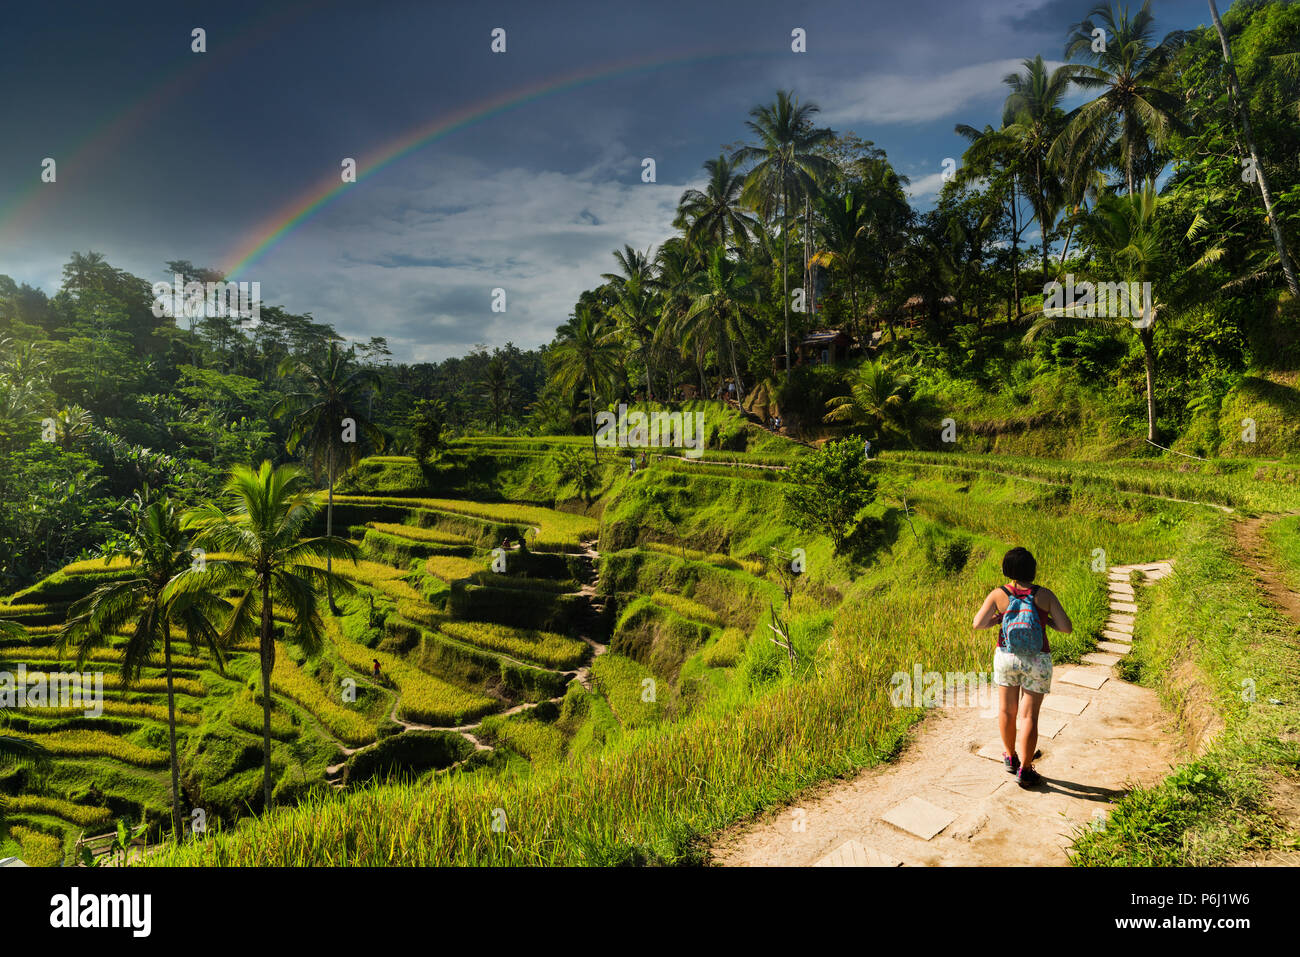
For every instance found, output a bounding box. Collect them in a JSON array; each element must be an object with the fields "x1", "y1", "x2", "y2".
[
  {"x1": 58, "y1": 494, "x2": 231, "y2": 837},
  {"x1": 0, "y1": 710, "x2": 50, "y2": 776},
  {"x1": 609, "y1": 274, "x2": 661, "y2": 403},
  {"x1": 602, "y1": 246, "x2": 660, "y2": 401},
  {"x1": 1207, "y1": 0, "x2": 1299, "y2": 296},
  {"x1": 823, "y1": 360, "x2": 915, "y2": 446},
  {"x1": 481, "y1": 354, "x2": 517, "y2": 431},
  {"x1": 184, "y1": 462, "x2": 356, "y2": 811},
  {"x1": 676, "y1": 154, "x2": 759, "y2": 250},
  {"x1": 955, "y1": 123, "x2": 1028, "y2": 319},
  {"x1": 273, "y1": 342, "x2": 384, "y2": 614},
  {"x1": 732, "y1": 91, "x2": 837, "y2": 374},
  {"x1": 680, "y1": 246, "x2": 761, "y2": 400},
  {"x1": 1002, "y1": 55, "x2": 1072, "y2": 284},
  {"x1": 812, "y1": 188, "x2": 872, "y2": 340},
  {"x1": 50, "y1": 405, "x2": 94, "y2": 450},
  {"x1": 1025, "y1": 181, "x2": 1211, "y2": 442},
  {"x1": 549, "y1": 305, "x2": 621, "y2": 462},
  {"x1": 0, "y1": 620, "x2": 44, "y2": 775},
  {"x1": 654, "y1": 238, "x2": 707, "y2": 395},
  {"x1": 1055, "y1": 1, "x2": 1189, "y2": 197}
]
